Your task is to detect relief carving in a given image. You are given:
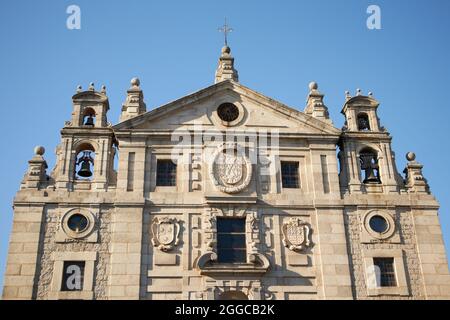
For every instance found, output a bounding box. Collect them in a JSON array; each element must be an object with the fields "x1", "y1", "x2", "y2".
[
  {"x1": 151, "y1": 217, "x2": 181, "y2": 252},
  {"x1": 282, "y1": 217, "x2": 311, "y2": 252},
  {"x1": 209, "y1": 142, "x2": 252, "y2": 194}
]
